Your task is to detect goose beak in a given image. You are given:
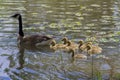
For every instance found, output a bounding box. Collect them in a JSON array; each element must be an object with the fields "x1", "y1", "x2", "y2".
[
  {"x1": 10, "y1": 15, "x2": 15, "y2": 18},
  {"x1": 10, "y1": 15, "x2": 13, "y2": 17},
  {"x1": 10, "y1": 14, "x2": 19, "y2": 18}
]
